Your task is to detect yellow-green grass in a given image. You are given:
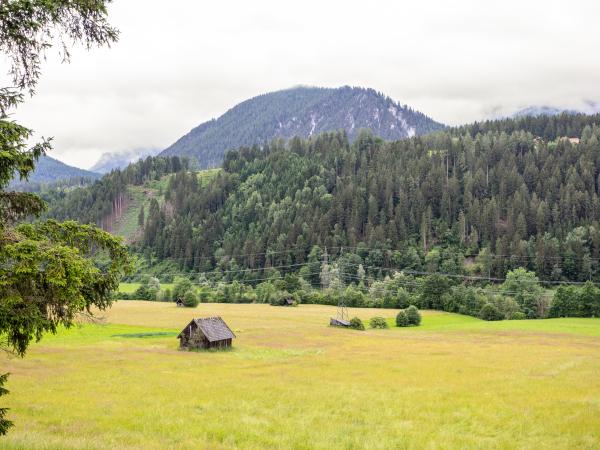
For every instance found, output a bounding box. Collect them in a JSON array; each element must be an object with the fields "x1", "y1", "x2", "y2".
[
  {"x1": 2, "y1": 302, "x2": 600, "y2": 449},
  {"x1": 117, "y1": 282, "x2": 175, "y2": 295}
]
